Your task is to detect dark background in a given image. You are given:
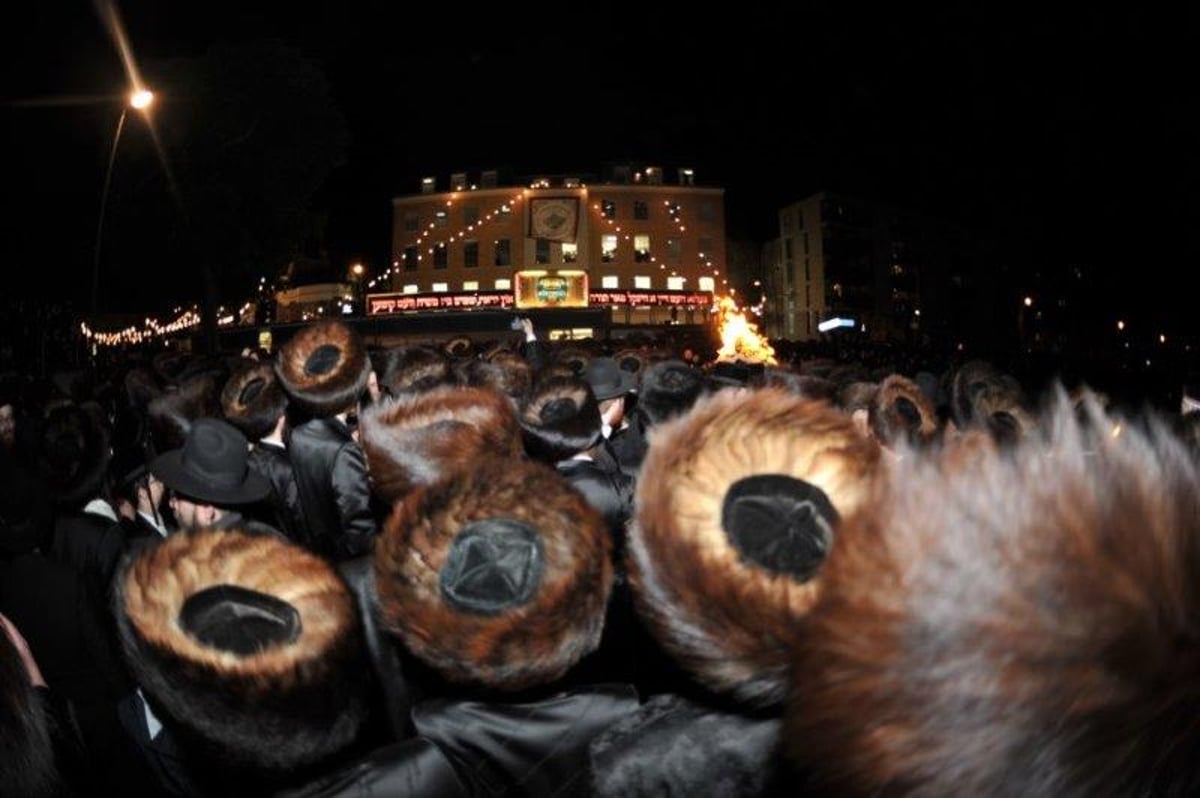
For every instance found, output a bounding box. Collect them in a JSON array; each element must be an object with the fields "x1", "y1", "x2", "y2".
[{"x1": 2, "y1": 2, "x2": 1195, "y2": 336}]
